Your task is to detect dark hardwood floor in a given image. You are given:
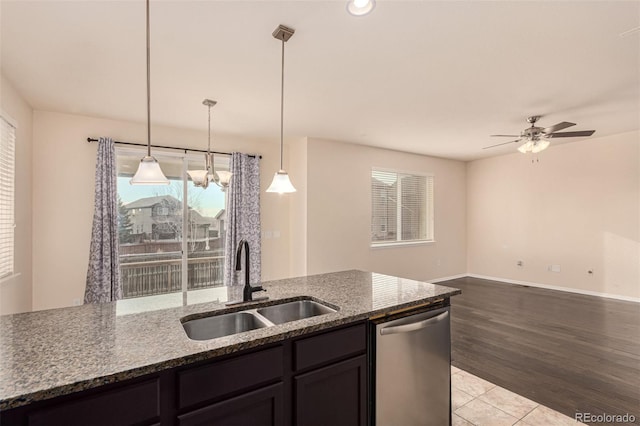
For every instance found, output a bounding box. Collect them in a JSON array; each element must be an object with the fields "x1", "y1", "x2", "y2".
[{"x1": 443, "y1": 276, "x2": 640, "y2": 426}]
